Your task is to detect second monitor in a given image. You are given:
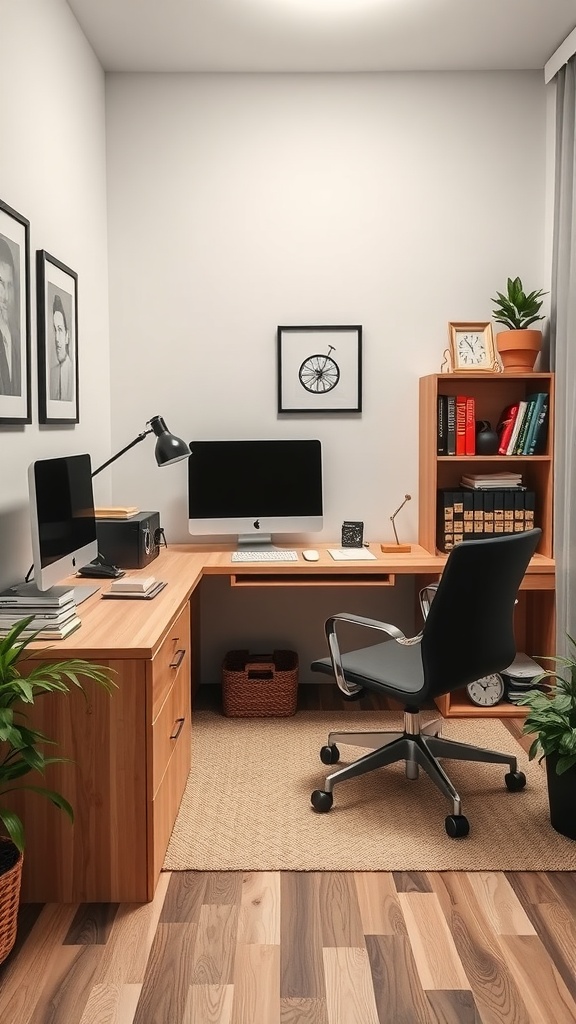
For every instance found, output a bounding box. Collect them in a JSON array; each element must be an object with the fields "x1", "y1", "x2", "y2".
[{"x1": 188, "y1": 439, "x2": 323, "y2": 549}]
